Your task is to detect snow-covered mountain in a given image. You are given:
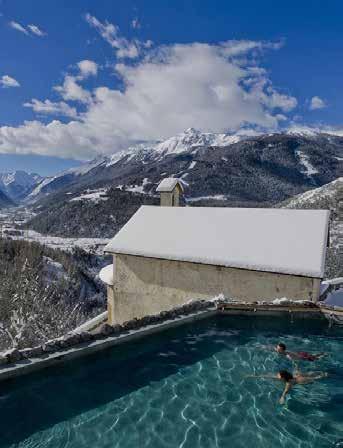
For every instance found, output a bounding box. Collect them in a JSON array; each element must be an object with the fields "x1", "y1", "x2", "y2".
[
  {"x1": 106, "y1": 128, "x2": 243, "y2": 165},
  {"x1": 0, "y1": 170, "x2": 43, "y2": 201},
  {"x1": 0, "y1": 189, "x2": 13, "y2": 209},
  {"x1": 0, "y1": 128, "x2": 340, "y2": 207},
  {"x1": 27, "y1": 128, "x2": 245, "y2": 200},
  {"x1": 28, "y1": 128, "x2": 342, "y2": 203}
]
